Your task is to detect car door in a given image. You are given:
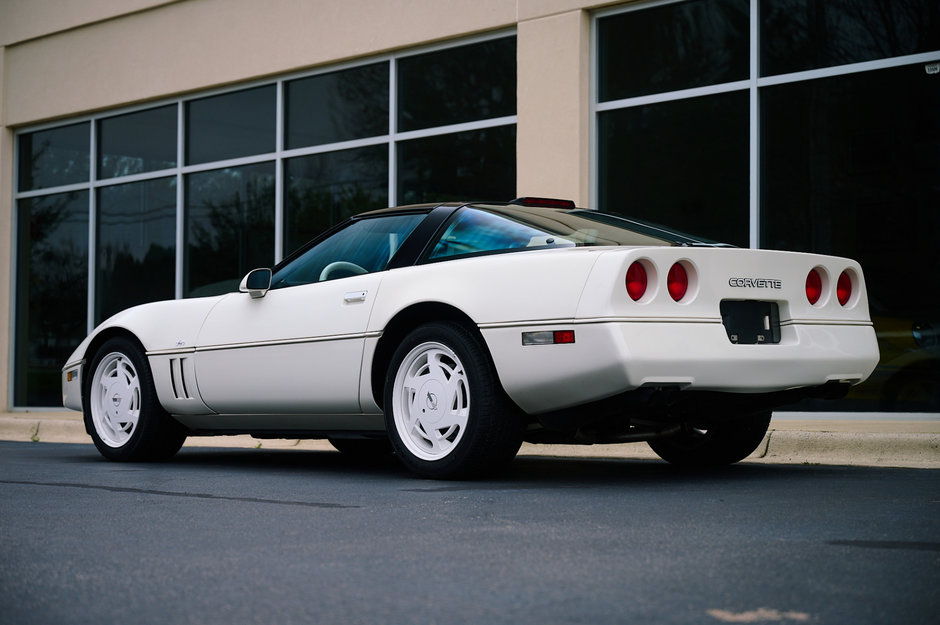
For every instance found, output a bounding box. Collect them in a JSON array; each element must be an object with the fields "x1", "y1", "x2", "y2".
[
  {"x1": 192, "y1": 213, "x2": 425, "y2": 415},
  {"x1": 193, "y1": 274, "x2": 383, "y2": 414}
]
